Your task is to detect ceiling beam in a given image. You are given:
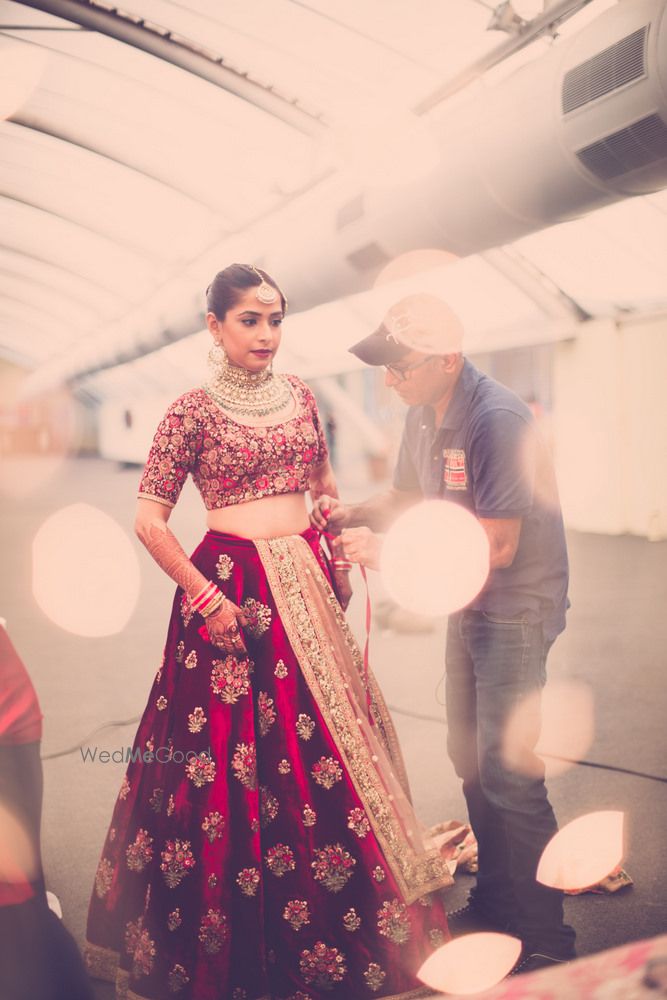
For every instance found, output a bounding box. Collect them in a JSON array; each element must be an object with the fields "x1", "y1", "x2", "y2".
[
  {"x1": 481, "y1": 247, "x2": 590, "y2": 322},
  {"x1": 19, "y1": 0, "x2": 327, "y2": 136},
  {"x1": 0, "y1": 191, "x2": 171, "y2": 260},
  {"x1": 7, "y1": 118, "x2": 223, "y2": 215},
  {"x1": 0, "y1": 273, "x2": 99, "y2": 324},
  {"x1": 0, "y1": 245, "x2": 129, "y2": 300}
]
